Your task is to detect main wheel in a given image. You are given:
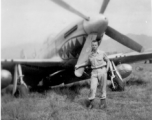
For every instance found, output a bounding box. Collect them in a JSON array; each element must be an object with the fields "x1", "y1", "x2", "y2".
[{"x1": 17, "y1": 84, "x2": 29, "y2": 97}]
